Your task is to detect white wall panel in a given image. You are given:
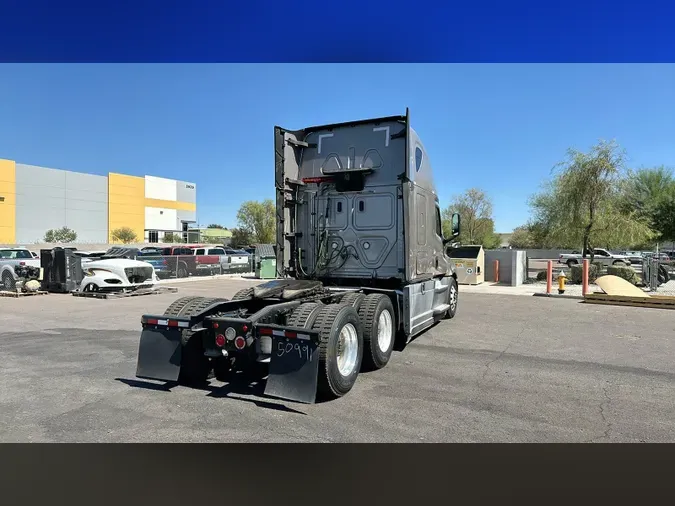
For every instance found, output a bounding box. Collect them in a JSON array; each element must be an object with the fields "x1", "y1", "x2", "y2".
[
  {"x1": 145, "y1": 207, "x2": 178, "y2": 231},
  {"x1": 145, "y1": 175, "x2": 177, "y2": 201}
]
